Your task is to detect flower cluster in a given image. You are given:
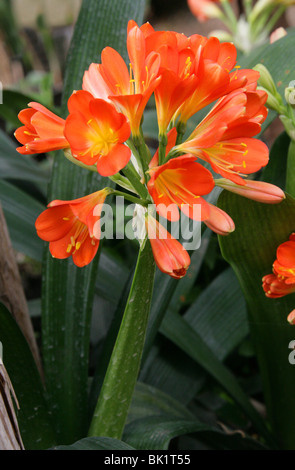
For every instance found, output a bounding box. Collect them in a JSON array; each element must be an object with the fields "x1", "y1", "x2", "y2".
[
  {"x1": 15, "y1": 20, "x2": 285, "y2": 277},
  {"x1": 263, "y1": 233, "x2": 295, "y2": 323}
]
